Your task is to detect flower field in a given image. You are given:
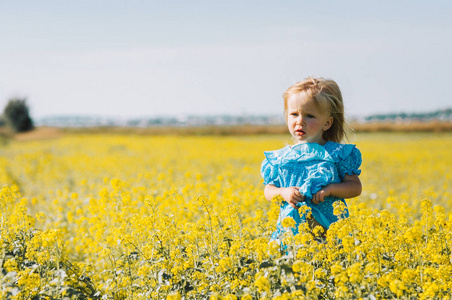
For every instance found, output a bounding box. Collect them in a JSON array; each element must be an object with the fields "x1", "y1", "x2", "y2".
[{"x1": 1, "y1": 132, "x2": 451, "y2": 299}]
